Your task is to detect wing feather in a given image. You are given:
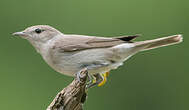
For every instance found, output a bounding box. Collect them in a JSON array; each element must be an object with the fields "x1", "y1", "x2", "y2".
[{"x1": 53, "y1": 34, "x2": 139, "y2": 52}]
